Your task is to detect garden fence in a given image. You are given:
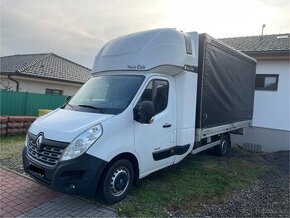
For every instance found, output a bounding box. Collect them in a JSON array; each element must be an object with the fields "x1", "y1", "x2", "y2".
[{"x1": 0, "y1": 90, "x2": 67, "y2": 116}]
